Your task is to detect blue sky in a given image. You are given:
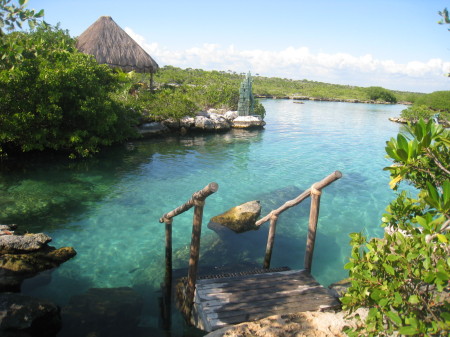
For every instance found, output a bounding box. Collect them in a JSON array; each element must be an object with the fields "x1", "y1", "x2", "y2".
[{"x1": 35, "y1": 0, "x2": 450, "y2": 93}]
